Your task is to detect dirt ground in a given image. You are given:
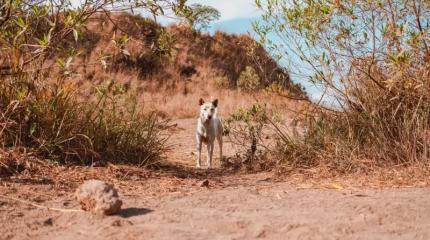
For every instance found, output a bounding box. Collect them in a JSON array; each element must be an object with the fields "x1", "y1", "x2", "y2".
[{"x1": 1, "y1": 119, "x2": 430, "y2": 240}]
